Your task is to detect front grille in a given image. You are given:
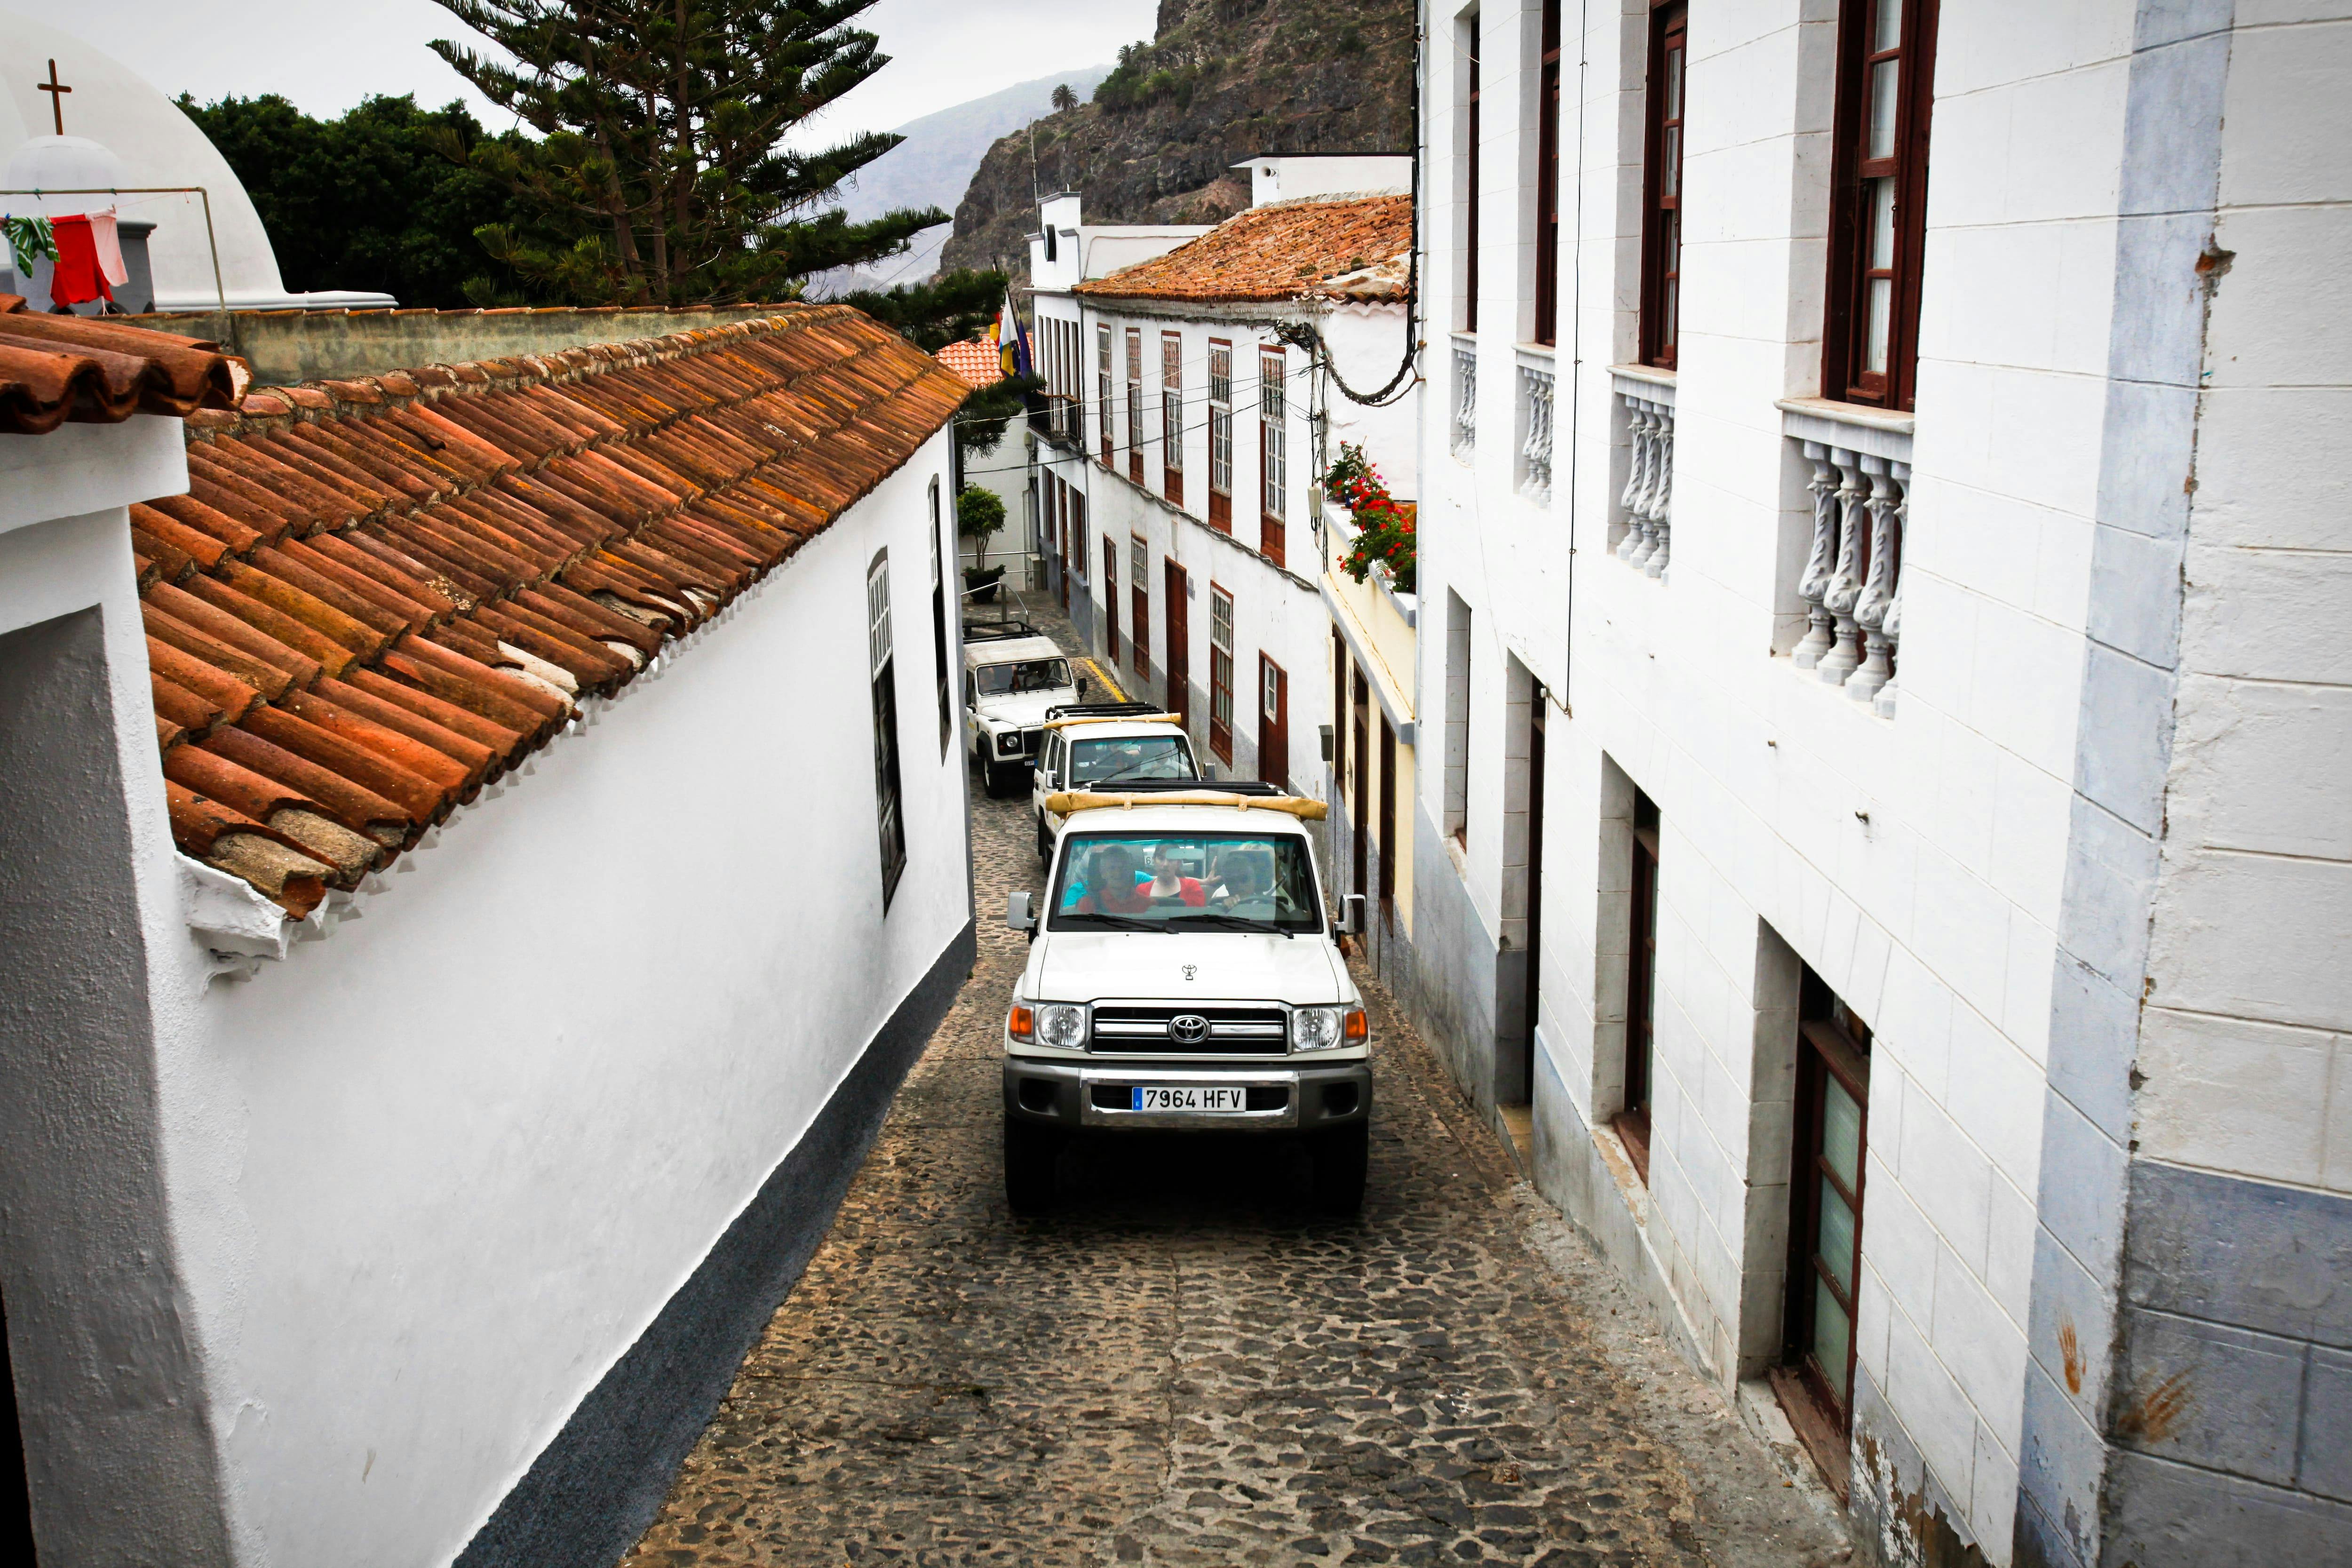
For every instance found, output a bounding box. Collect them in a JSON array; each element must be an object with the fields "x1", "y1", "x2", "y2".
[{"x1": 1089, "y1": 1005, "x2": 1289, "y2": 1055}]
